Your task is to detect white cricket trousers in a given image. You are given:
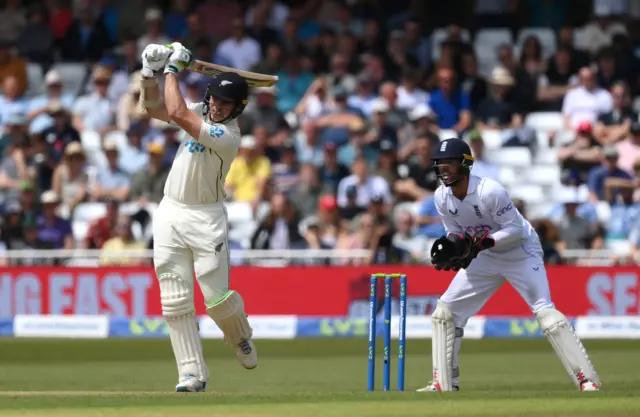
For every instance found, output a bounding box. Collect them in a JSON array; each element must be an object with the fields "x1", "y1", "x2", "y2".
[
  {"x1": 153, "y1": 197, "x2": 231, "y2": 306},
  {"x1": 441, "y1": 251, "x2": 554, "y2": 328}
]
